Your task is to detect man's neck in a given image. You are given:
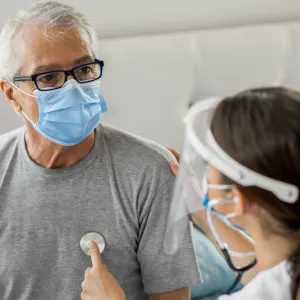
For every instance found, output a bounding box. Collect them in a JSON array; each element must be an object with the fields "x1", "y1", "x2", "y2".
[{"x1": 24, "y1": 126, "x2": 95, "y2": 169}]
